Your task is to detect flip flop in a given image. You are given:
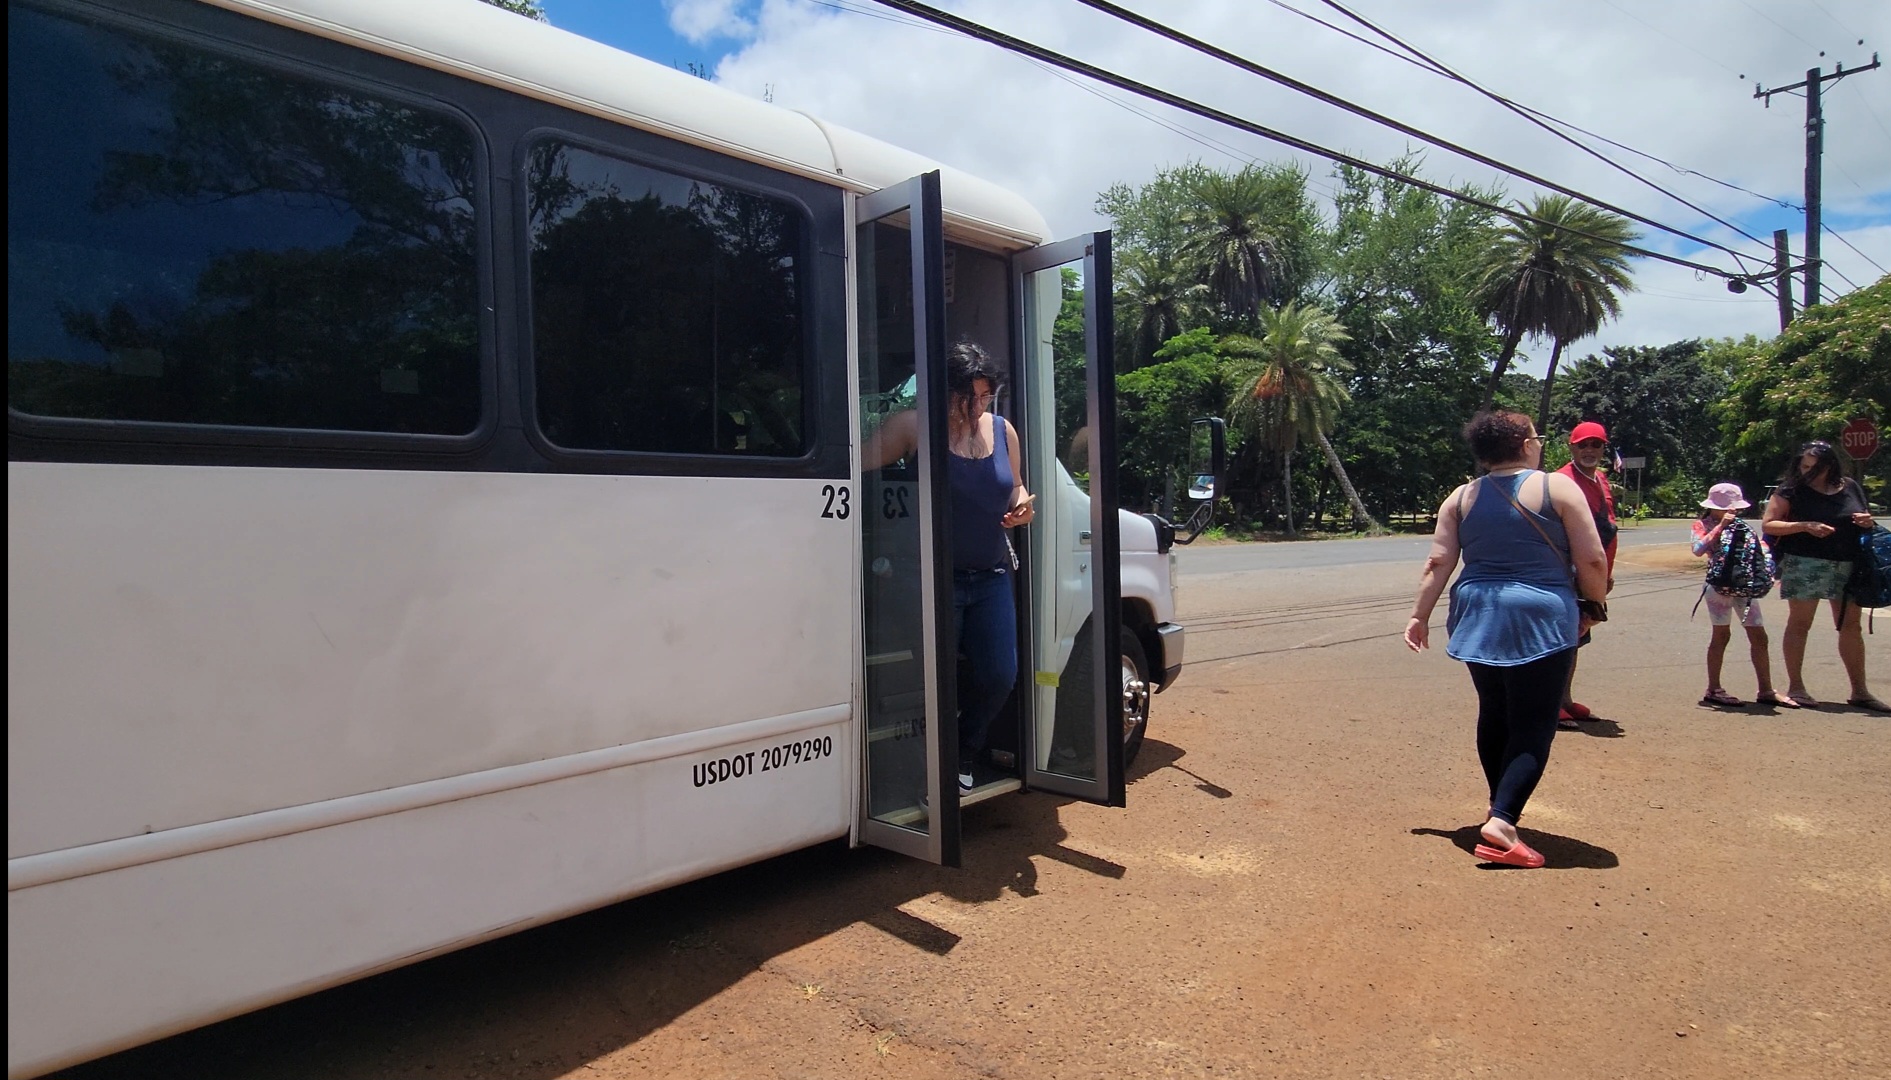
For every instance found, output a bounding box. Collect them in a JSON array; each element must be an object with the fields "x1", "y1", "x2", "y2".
[
  {"x1": 1786, "y1": 692, "x2": 1821, "y2": 708},
  {"x1": 1564, "y1": 701, "x2": 1593, "y2": 720},
  {"x1": 1847, "y1": 697, "x2": 1891, "y2": 714},
  {"x1": 1700, "y1": 688, "x2": 1745, "y2": 708},
  {"x1": 1755, "y1": 692, "x2": 1801, "y2": 709},
  {"x1": 1473, "y1": 840, "x2": 1546, "y2": 868},
  {"x1": 1556, "y1": 707, "x2": 1581, "y2": 730}
]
